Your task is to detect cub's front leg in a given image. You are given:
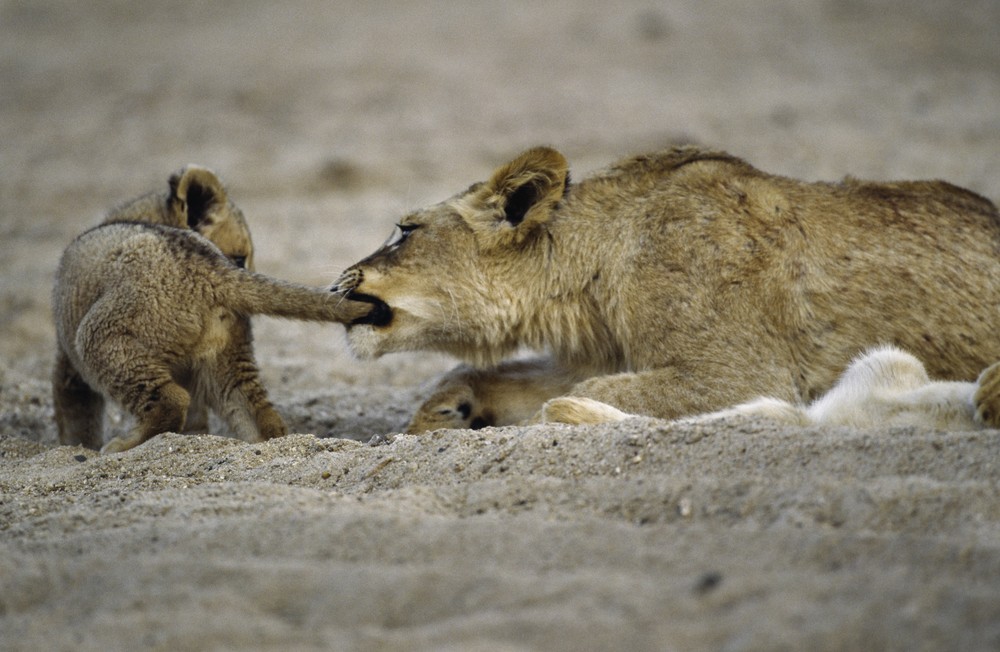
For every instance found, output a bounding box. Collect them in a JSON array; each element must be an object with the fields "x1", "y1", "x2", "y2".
[
  {"x1": 211, "y1": 320, "x2": 287, "y2": 442},
  {"x1": 406, "y1": 357, "x2": 583, "y2": 433},
  {"x1": 53, "y1": 349, "x2": 106, "y2": 449}
]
